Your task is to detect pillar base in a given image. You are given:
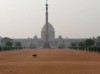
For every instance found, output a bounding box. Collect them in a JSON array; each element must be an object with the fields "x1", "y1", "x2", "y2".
[{"x1": 43, "y1": 43, "x2": 50, "y2": 48}]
